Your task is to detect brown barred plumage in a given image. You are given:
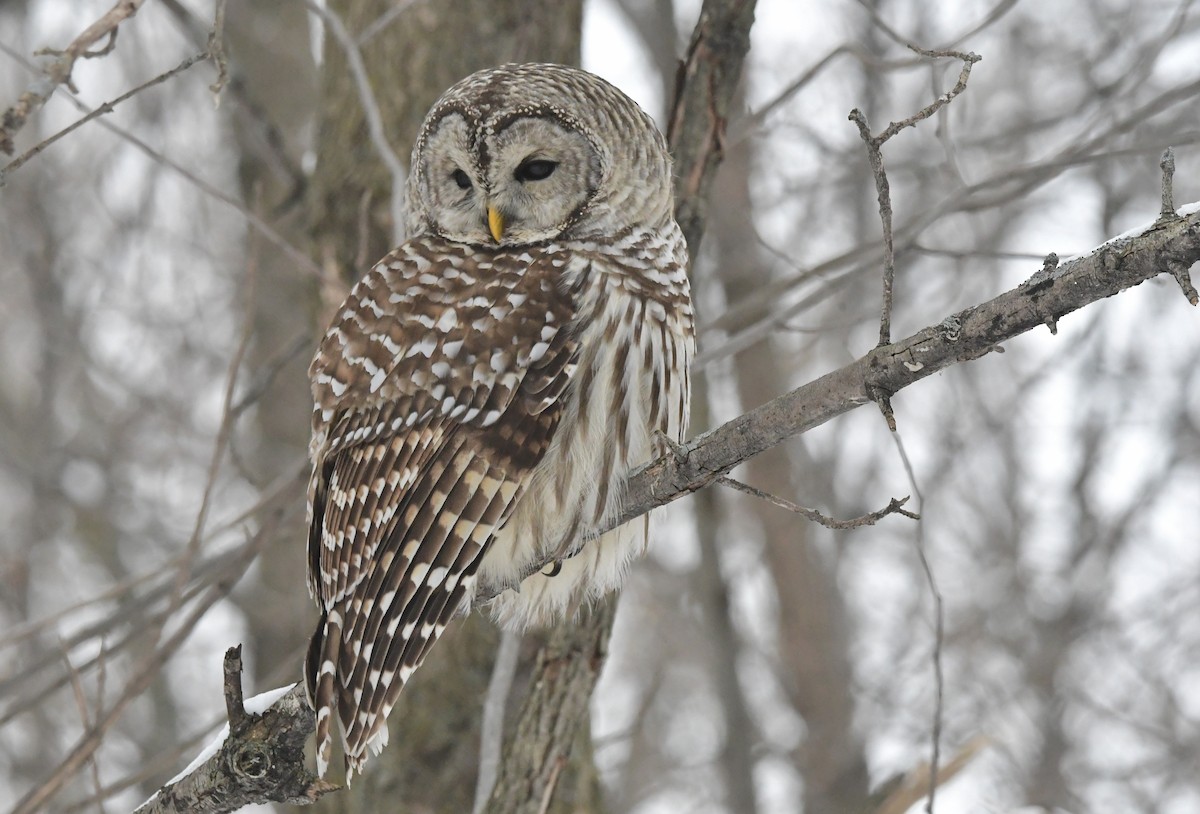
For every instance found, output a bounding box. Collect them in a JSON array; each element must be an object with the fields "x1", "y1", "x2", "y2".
[{"x1": 304, "y1": 63, "x2": 693, "y2": 778}]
